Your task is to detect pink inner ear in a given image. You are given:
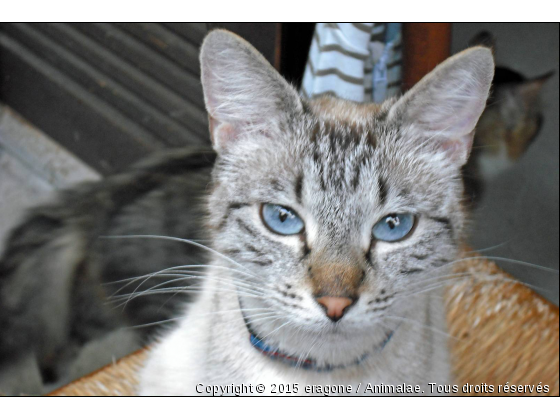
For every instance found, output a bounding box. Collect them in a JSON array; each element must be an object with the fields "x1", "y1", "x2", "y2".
[
  {"x1": 213, "y1": 122, "x2": 240, "y2": 151},
  {"x1": 440, "y1": 131, "x2": 475, "y2": 163},
  {"x1": 428, "y1": 97, "x2": 486, "y2": 137}
]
